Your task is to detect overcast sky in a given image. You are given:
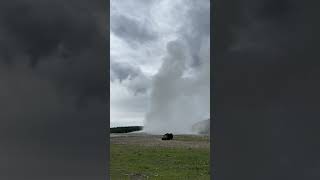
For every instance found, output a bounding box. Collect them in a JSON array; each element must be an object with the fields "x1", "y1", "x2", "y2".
[
  {"x1": 214, "y1": 0, "x2": 320, "y2": 179},
  {"x1": 110, "y1": 0, "x2": 210, "y2": 127},
  {"x1": 0, "y1": 0, "x2": 107, "y2": 178}
]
